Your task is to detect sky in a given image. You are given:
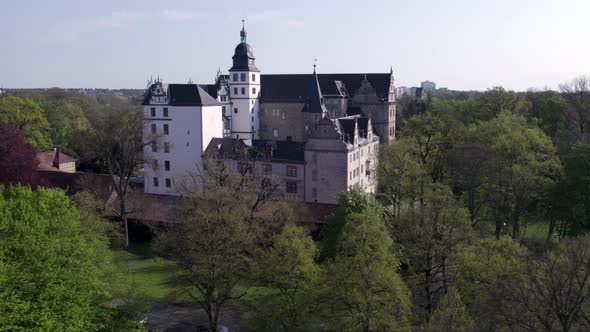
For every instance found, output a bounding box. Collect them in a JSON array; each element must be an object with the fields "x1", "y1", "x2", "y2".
[{"x1": 1, "y1": 0, "x2": 589, "y2": 91}]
